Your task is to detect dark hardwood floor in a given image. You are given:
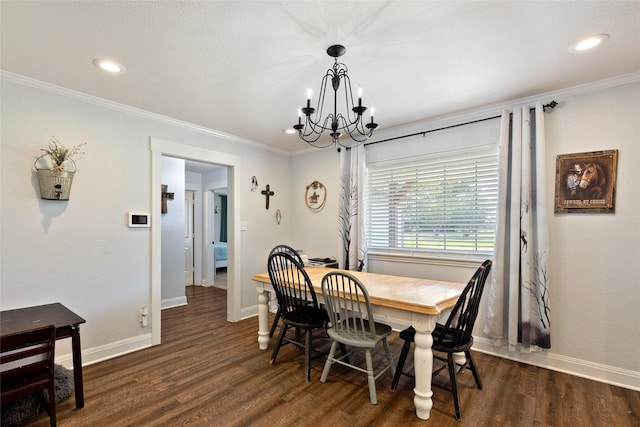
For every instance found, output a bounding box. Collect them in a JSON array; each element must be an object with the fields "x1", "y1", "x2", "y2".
[{"x1": 23, "y1": 286, "x2": 639, "y2": 426}]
